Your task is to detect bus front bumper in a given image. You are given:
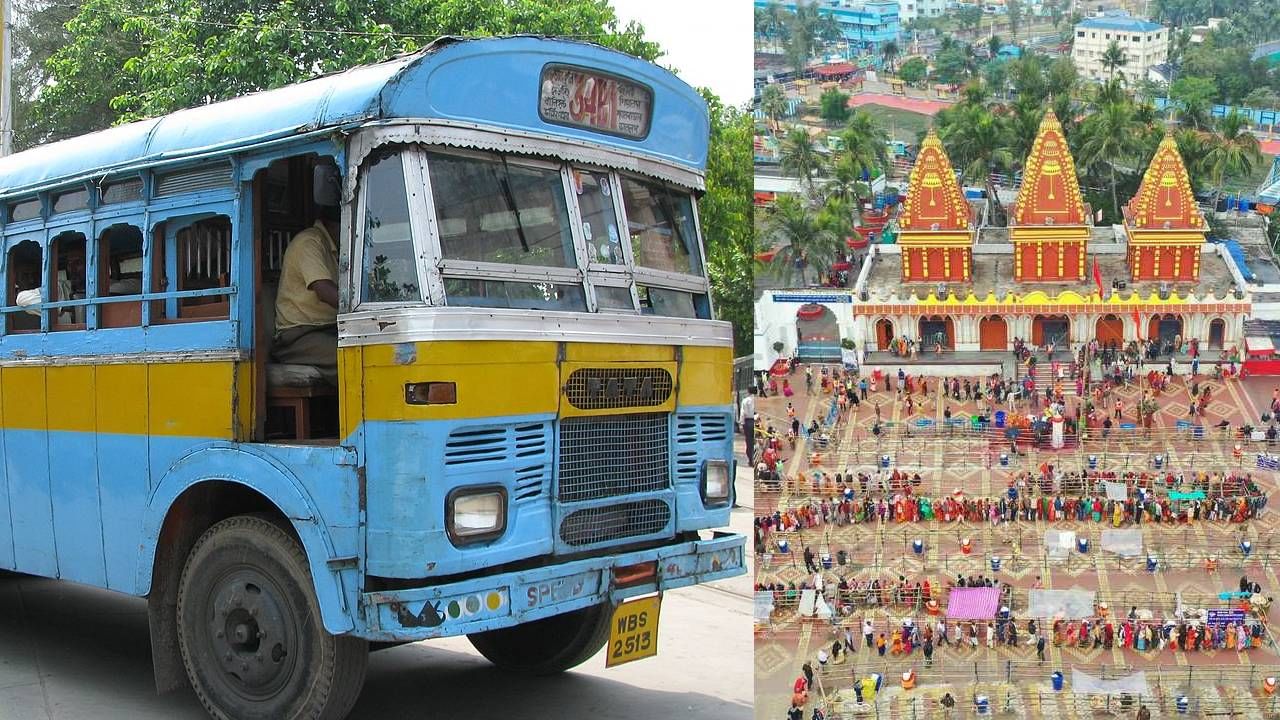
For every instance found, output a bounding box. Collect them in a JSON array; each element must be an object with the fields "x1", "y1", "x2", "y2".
[{"x1": 358, "y1": 531, "x2": 745, "y2": 641}]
